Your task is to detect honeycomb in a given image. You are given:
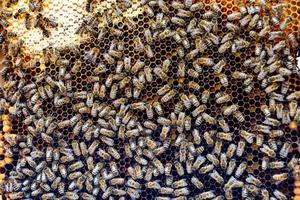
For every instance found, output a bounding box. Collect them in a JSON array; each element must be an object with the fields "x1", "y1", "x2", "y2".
[{"x1": 0, "y1": 0, "x2": 300, "y2": 199}]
